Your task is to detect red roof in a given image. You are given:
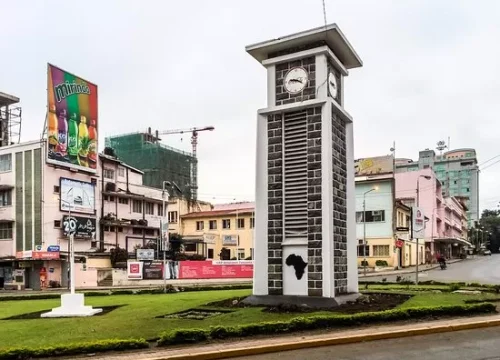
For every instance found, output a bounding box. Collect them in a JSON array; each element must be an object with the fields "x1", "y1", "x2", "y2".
[{"x1": 182, "y1": 207, "x2": 254, "y2": 219}]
